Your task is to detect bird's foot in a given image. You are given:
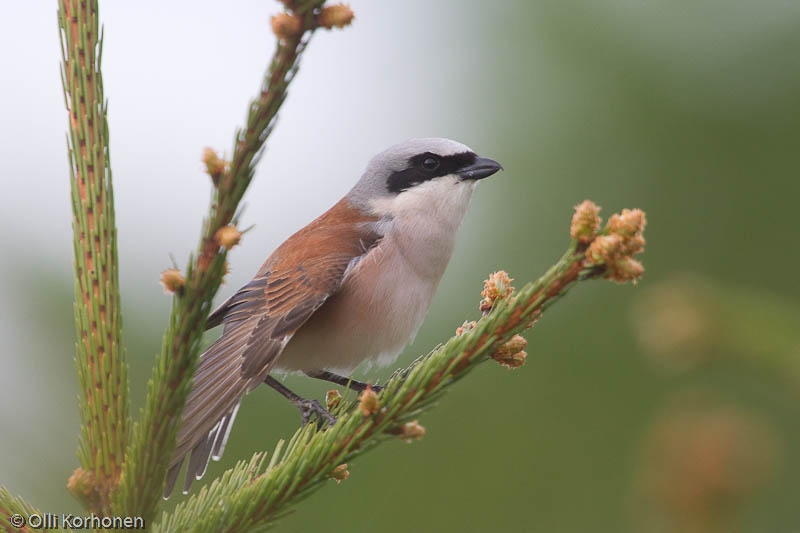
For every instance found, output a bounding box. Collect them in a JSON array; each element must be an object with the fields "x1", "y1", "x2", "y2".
[
  {"x1": 297, "y1": 399, "x2": 337, "y2": 428},
  {"x1": 264, "y1": 375, "x2": 337, "y2": 428}
]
